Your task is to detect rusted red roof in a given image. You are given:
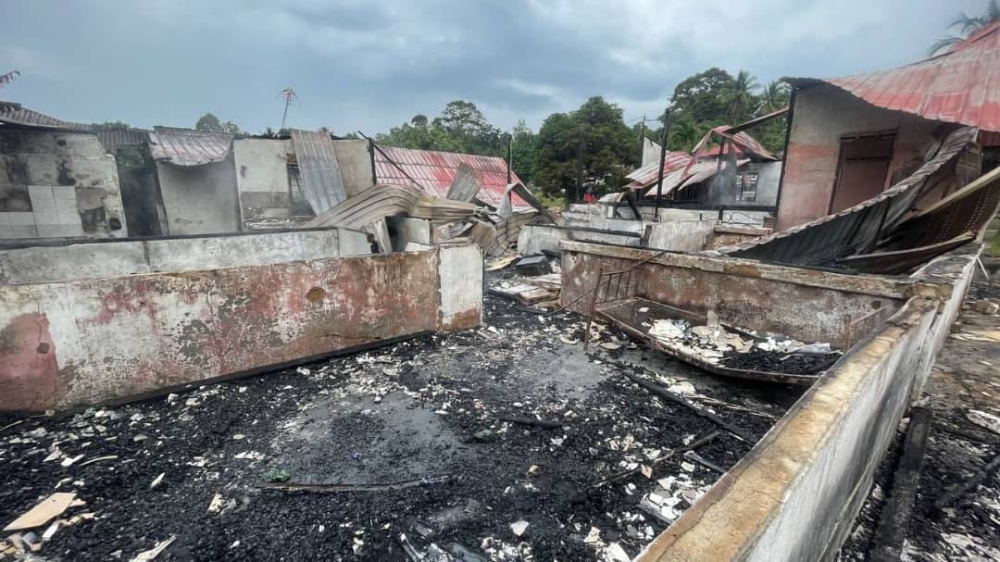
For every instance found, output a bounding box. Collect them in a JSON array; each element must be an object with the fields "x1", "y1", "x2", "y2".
[
  {"x1": 712, "y1": 127, "x2": 778, "y2": 160},
  {"x1": 787, "y1": 22, "x2": 1000, "y2": 132},
  {"x1": 149, "y1": 127, "x2": 233, "y2": 166},
  {"x1": 373, "y1": 145, "x2": 521, "y2": 207},
  {"x1": 624, "y1": 151, "x2": 693, "y2": 190}
]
